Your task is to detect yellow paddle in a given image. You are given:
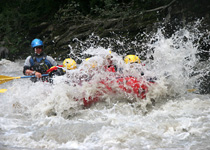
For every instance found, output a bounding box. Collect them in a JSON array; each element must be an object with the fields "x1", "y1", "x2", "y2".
[
  {"x1": 187, "y1": 89, "x2": 196, "y2": 92},
  {"x1": 0, "y1": 89, "x2": 7, "y2": 93},
  {"x1": 0, "y1": 74, "x2": 49, "y2": 85},
  {"x1": 0, "y1": 75, "x2": 22, "y2": 84}
]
